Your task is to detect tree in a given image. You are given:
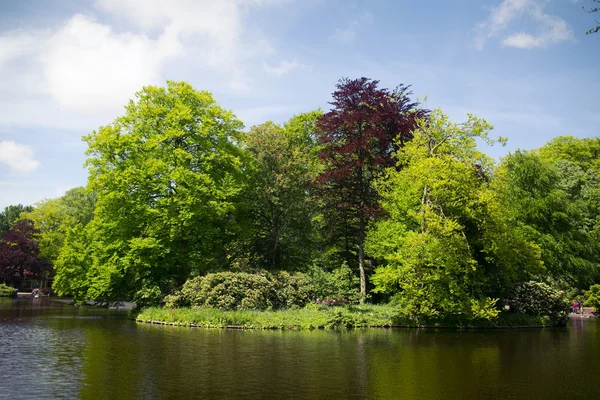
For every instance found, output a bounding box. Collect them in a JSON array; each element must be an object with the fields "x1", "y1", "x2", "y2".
[
  {"x1": 54, "y1": 81, "x2": 247, "y2": 305},
  {"x1": 0, "y1": 219, "x2": 47, "y2": 287},
  {"x1": 495, "y1": 150, "x2": 600, "y2": 288},
  {"x1": 367, "y1": 110, "x2": 541, "y2": 319},
  {"x1": 240, "y1": 111, "x2": 323, "y2": 270},
  {"x1": 20, "y1": 187, "x2": 96, "y2": 266},
  {"x1": 315, "y1": 77, "x2": 426, "y2": 302},
  {"x1": 585, "y1": 0, "x2": 600, "y2": 35},
  {"x1": 0, "y1": 204, "x2": 33, "y2": 233}
]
